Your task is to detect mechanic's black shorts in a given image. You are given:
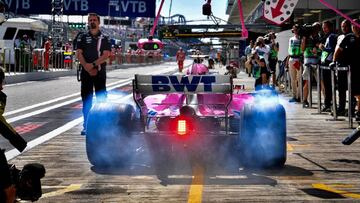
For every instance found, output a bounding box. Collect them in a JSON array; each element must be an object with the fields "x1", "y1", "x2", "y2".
[{"x1": 268, "y1": 58, "x2": 277, "y2": 73}]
